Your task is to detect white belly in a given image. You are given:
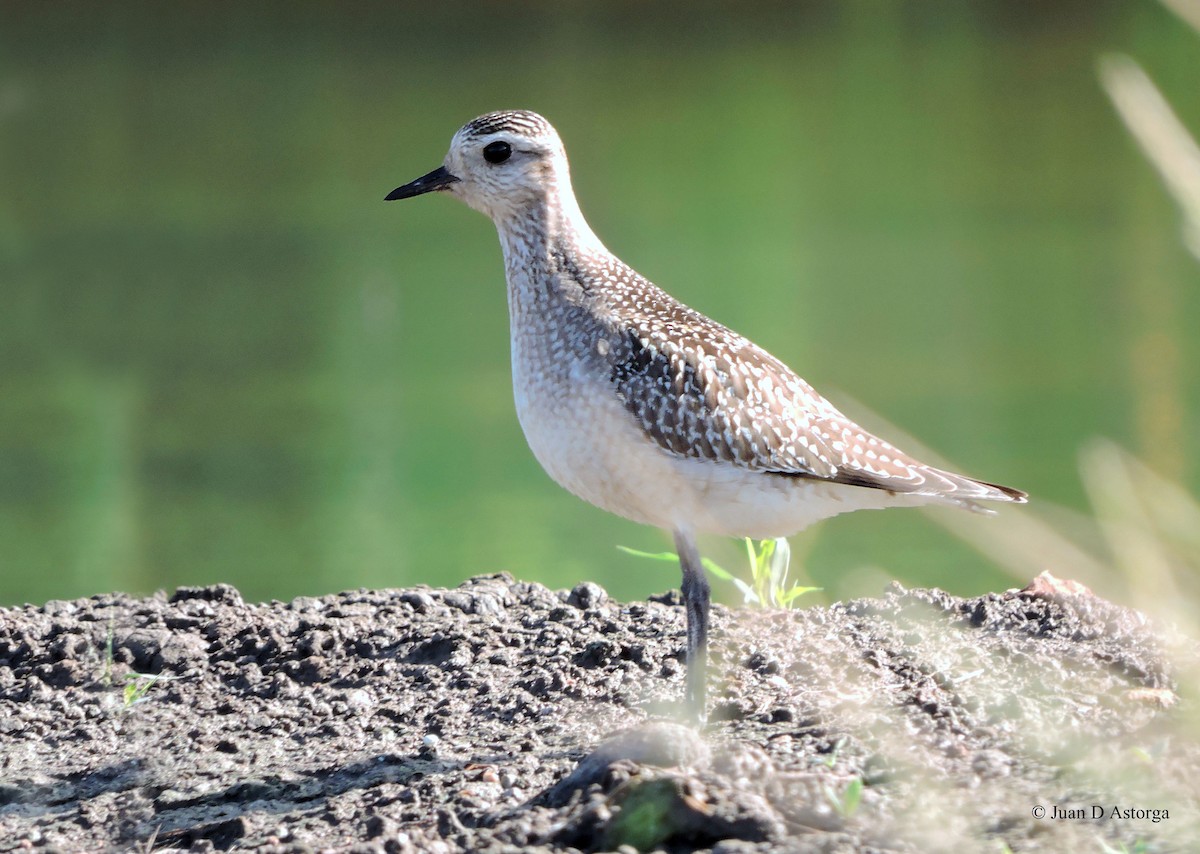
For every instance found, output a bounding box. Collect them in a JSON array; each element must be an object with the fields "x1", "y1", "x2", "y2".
[{"x1": 511, "y1": 354, "x2": 930, "y2": 539}]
